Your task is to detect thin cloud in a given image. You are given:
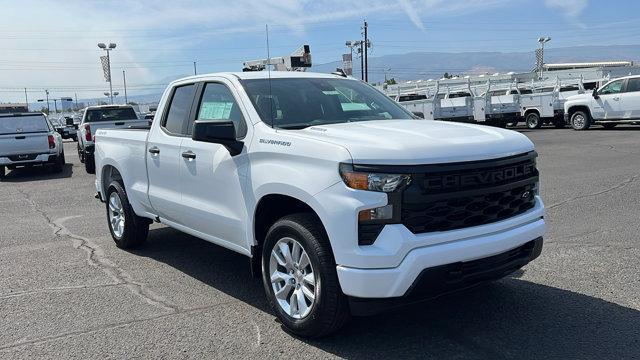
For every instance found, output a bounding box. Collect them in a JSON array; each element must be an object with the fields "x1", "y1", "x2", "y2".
[{"x1": 544, "y1": 0, "x2": 588, "y2": 18}]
